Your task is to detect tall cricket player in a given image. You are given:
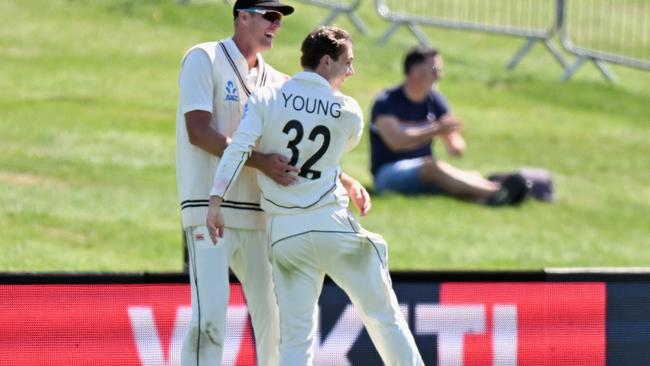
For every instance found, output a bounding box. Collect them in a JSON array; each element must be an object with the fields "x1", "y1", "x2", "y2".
[
  {"x1": 177, "y1": 1, "x2": 370, "y2": 364},
  {"x1": 176, "y1": 1, "x2": 295, "y2": 365},
  {"x1": 207, "y1": 26, "x2": 423, "y2": 365}
]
